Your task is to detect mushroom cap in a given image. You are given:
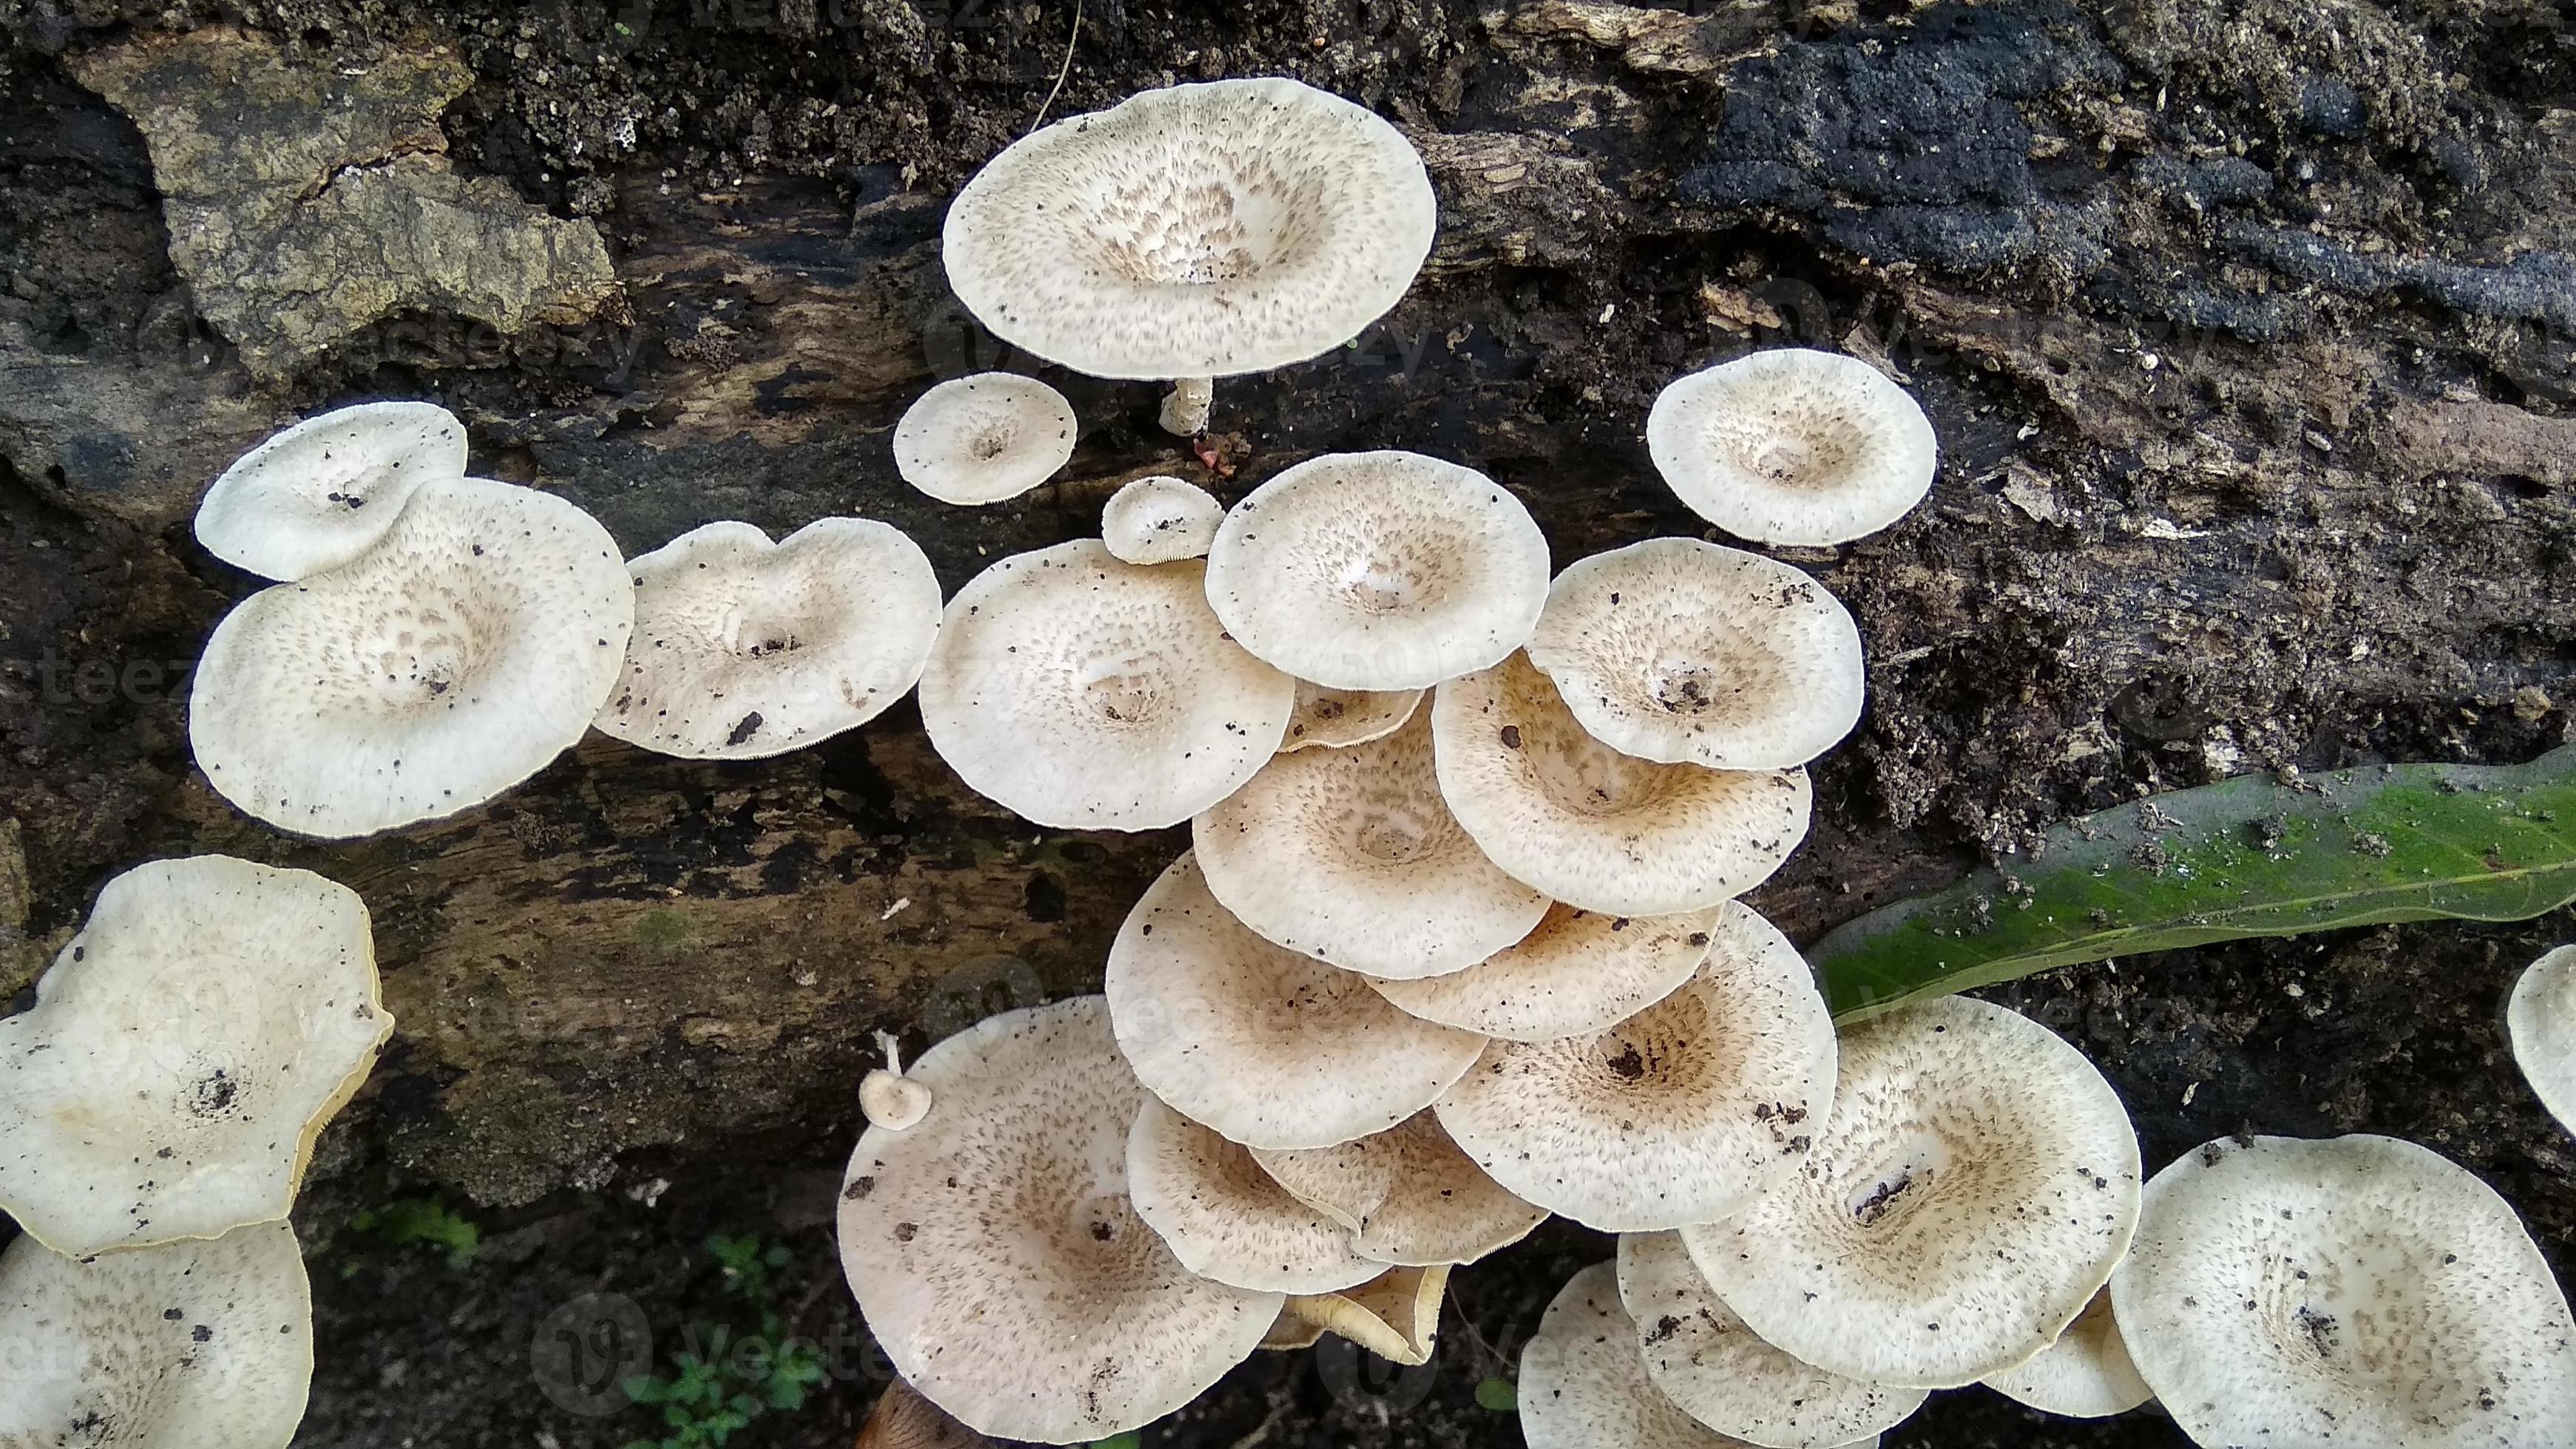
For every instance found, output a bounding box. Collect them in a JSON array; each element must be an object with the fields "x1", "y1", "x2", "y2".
[
  {"x1": 1646, "y1": 349, "x2": 1936, "y2": 548},
  {"x1": 1619, "y1": 1231, "x2": 1927, "y2": 1449},
  {"x1": 1193, "y1": 707, "x2": 1550, "y2": 980},
  {"x1": 893, "y1": 373, "x2": 1078, "y2": 506},
  {"x1": 1682, "y1": 996, "x2": 2141, "y2": 1389},
  {"x1": 1250, "y1": 1110, "x2": 1547, "y2": 1267},
  {"x1": 837, "y1": 996, "x2": 1279, "y2": 1443},
  {"x1": 1124, "y1": 1096, "x2": 1380, "y2": 1294},
  {"x1": 189, "y1": 475, "x2": 634, "y2": 838},
  {"x1": 2507, "y1": 944, "x2": 2576, "y2": 1136},
  {"x1": 1204, "y1": 451, "x2": 1552, "y2": 691},
  {"x1": 1525, "y1": 538, "x2": 1865, "y2": 771},
  {"x1": 1280, "y1": 679, "x2": 1423, "y2": 753},
  {"x1": 941, "y1": 78, "x2": 1437, "y2": 381},
  {"x1": 1366, "y1": 900, "x2": 1721, "y2": 1043},
  {"x1": 1433, "y1": 906, "x2": 1836, "y2": 1232},
  {"x1": 1522, "y1": 1262, "x2": 1797, "y2": 1449},
  {"x1": 194, "y1": 400, "x2": 465, "y2": 582},
  {"x1": 0, "y1": 856, "x2": 391, "y2": 1256},
  {"x1": 1281, "y1": 1263, "x2": 1451, "y2": 1367},
  {"x1": 2110, "y1": 1133, "x2": 2576, "y2": 1448},
  {"x1": 594, "y1": 518, "x2": 943, "y2": 759},
  {"x1": 1431, "y1": 653, "x2": 1811, "y2": 917},
  {"x1": 1102, "y1": 475, "x2": 1225, "y2": 566},
  {"x1": 1979, "y1": 1288, "x2": 2152, "y2": 1419},
  {"x1": 860, "y1": 1070, "x2": 933, "y2": 1131},
  {"x1": 1104, "y1": 852, "x2": 1485, "y2": 1151},
  {"x1": 917, "y1": 540, "x2": 1294, "y2": 829},
  {"x1": 0, "y1": 1221, "x2": 312, "y2": 1449}
]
